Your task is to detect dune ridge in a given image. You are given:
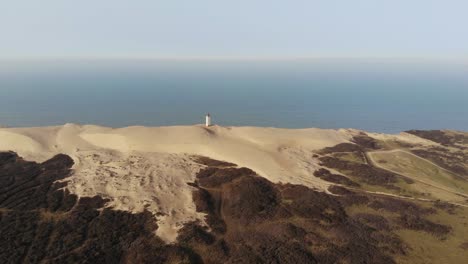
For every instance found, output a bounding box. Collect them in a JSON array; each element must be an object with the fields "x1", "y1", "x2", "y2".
[{"x1": 0, "y1": 123, "x2": 423, "y2": 242}]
